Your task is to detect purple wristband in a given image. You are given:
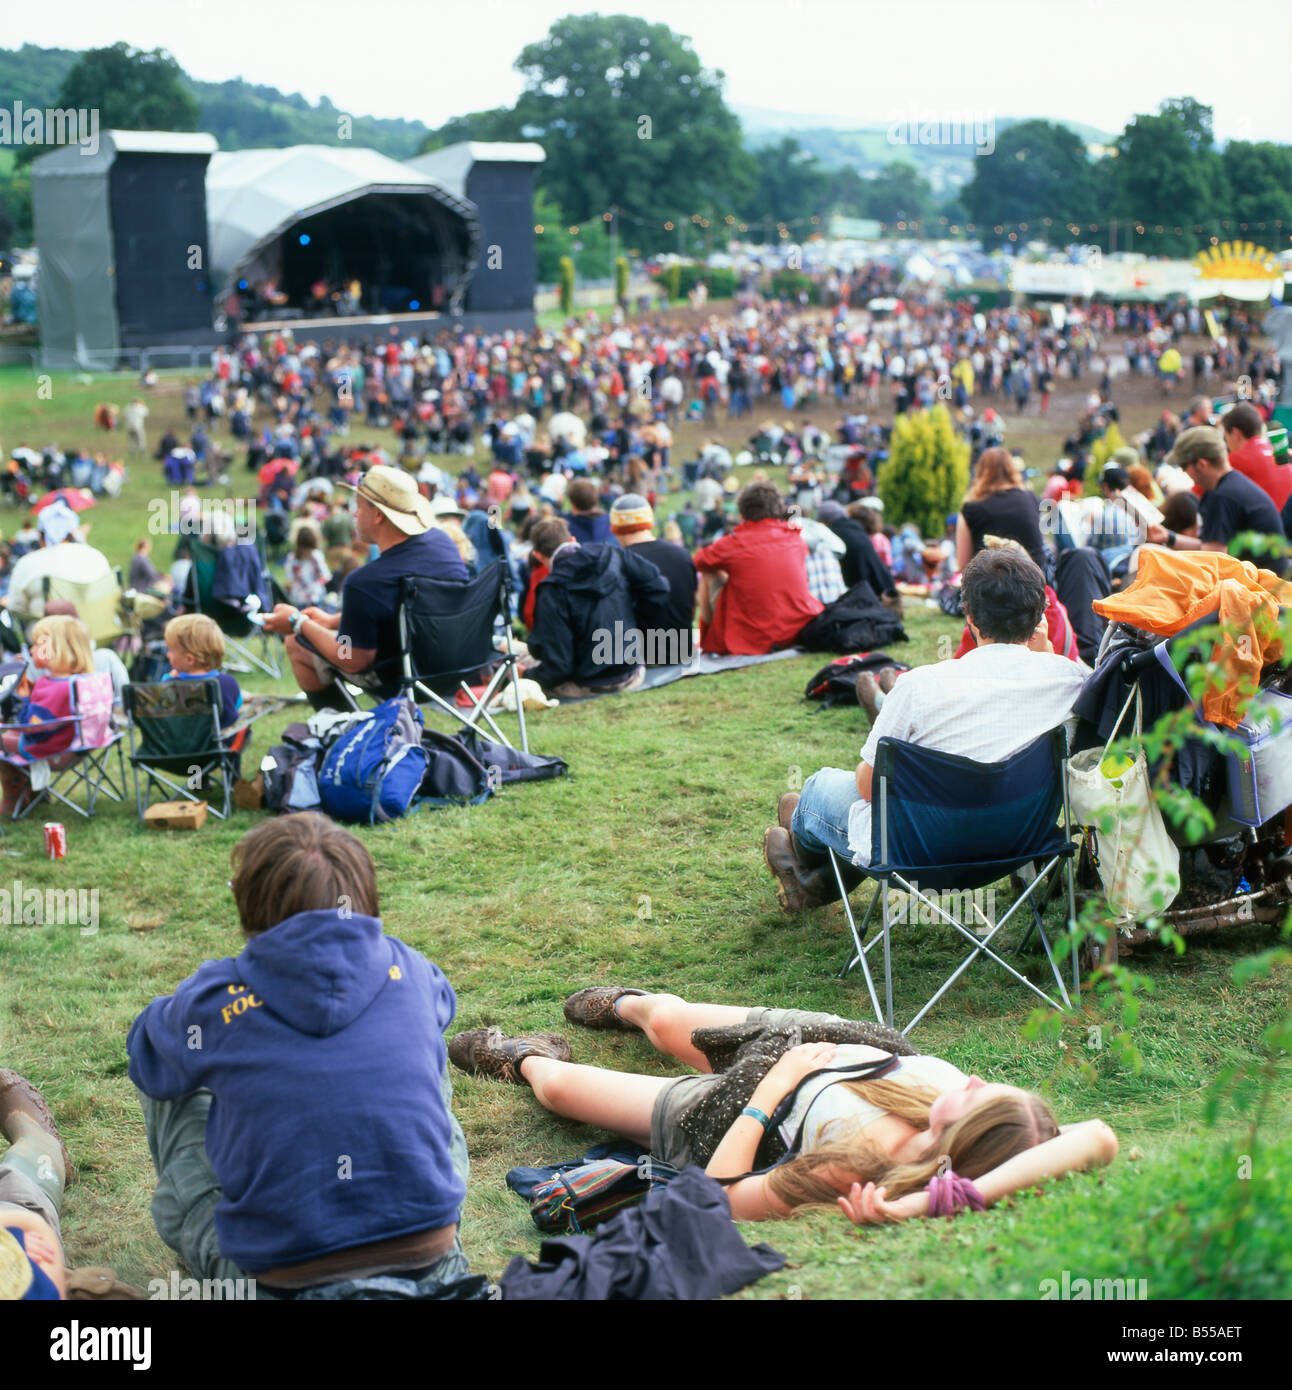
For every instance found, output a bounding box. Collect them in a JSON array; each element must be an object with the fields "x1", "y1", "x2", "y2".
[{"x1": 925, "y1": 1170, "x2": 986, "y2": 1217}]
